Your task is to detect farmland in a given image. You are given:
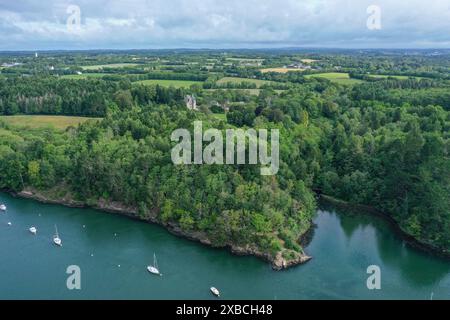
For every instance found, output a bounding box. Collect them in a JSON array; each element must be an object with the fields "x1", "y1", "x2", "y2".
[
  {"x1": 216, "y1": 77, "x2": 273, "y2": 88},
  {"x1": 260, "y1": 68, "x2": 304, "y2": 73},
  {"x1": 300, "y1": 59, "x2": 319, "y2": 64},
  {"x1": 81, "y1": 63, "x2": 140, "y2": 70},
  {"x1": 304, "y1": 72, "x2": 363, "y2": 85},
  {"x1": 134, "y1": 79, "x2": 203, "y2": 88},
  {"x1": 0, "y1": 115, "x2": 100, "y2": 130},
  {"x1": 367, "y1": 74, "x2": 424, "y2": 80},
  {"x1": 59, "y1": 73, "x2": 109, "y2": 79}
]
